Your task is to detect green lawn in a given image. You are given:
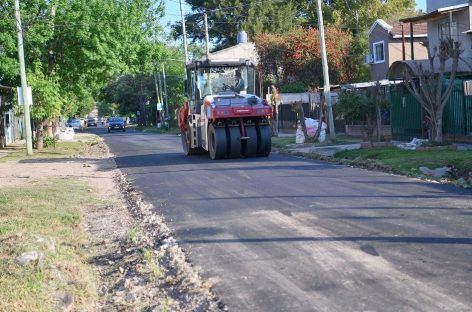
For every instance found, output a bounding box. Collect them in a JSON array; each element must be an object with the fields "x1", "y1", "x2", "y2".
[
  {"x1": 271, "y1": 136, "x2": 294, "y2": 150},
  {"x1": 0, "y1": 134, "x2": 100, "y2": 163},
  {"x1": 334, "y1": 147, "x2": 472, "y2": 182},
  {"x1": 0, "y1": 142, "x2": 85, "y2": 163},
  {"x1": 0, "y1": 179, "x2": 99, "y2": 311}
]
